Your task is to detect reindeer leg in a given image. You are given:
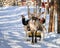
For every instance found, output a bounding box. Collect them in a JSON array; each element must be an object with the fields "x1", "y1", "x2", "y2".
[
  {"x1": 31, "y1": 31, "x2": 34, "y2": 44},
  {"x1": 35, "y1": 31, "x2": 37, "y2": 43}
]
